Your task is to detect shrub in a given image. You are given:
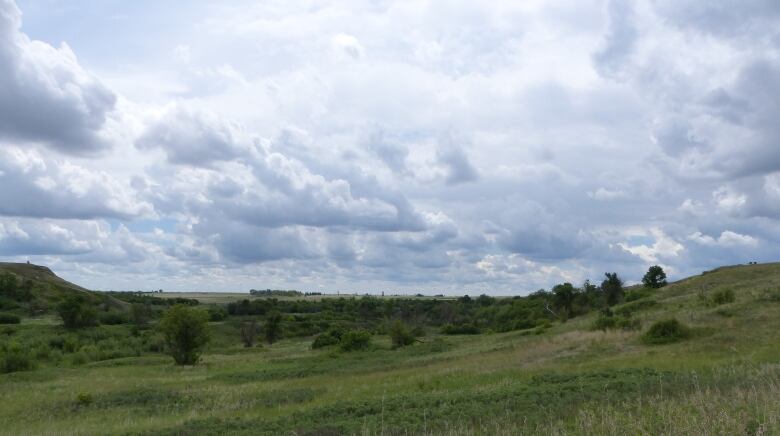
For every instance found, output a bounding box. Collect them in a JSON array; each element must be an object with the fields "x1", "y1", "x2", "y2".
[
  {"x1": 0, "y1": 312, "x2": 20, "y2": 324},
  {"x1": 264, "y1": 312, "x2": 283, "y2": 345},
  {"x1": 208, "y1": 306, "x2": 228, "y2": 322},
  {"x1": 0, "y1": 342, "x2": 35, "y2": 373},
  {"x1": 642, "y1": 318, "x2": 690, "y2": 344},
  {"x1": 239, "y1": 319, "x2": 259, "y2": 348},
  {"x1": 592, "y1": 311, "x2": 617, "y2": 331},
  {"x1": 76, "y1": 393, "x2": 94, "y2": 407},
  {"x1": 159, "y1": 305, "x2": 210, "y2": 365},
  {"x1": 441, "y1": 323, "x2": 480, "y2": 335},
  {"x1": 388, "y1": 320, "x2": 417, "y2": 349},
  {"x1": 98, "y1": 310, "x2": 129, "y2": 325},
  {"x1": 711, "y1": 289, "x2": 735, "y2": 305},
  {"x1": 339, "y1": 330, "x2": 372, "y2": 352},
  {"x1": 311, "y1": 328, "x2": 344, "y2": 349},
  {"x1": 0, "y1": 272, "x2": 19, "y2": 297},
  {"x1": 592, "y1": 308, "x2": 641, "y2": 331},
  {"x1": 57, "y1": 295, "x2": 98, "y2": 329},
  {"x1": 131, "y1": 303, "x2": 153, "y2": 328}
]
